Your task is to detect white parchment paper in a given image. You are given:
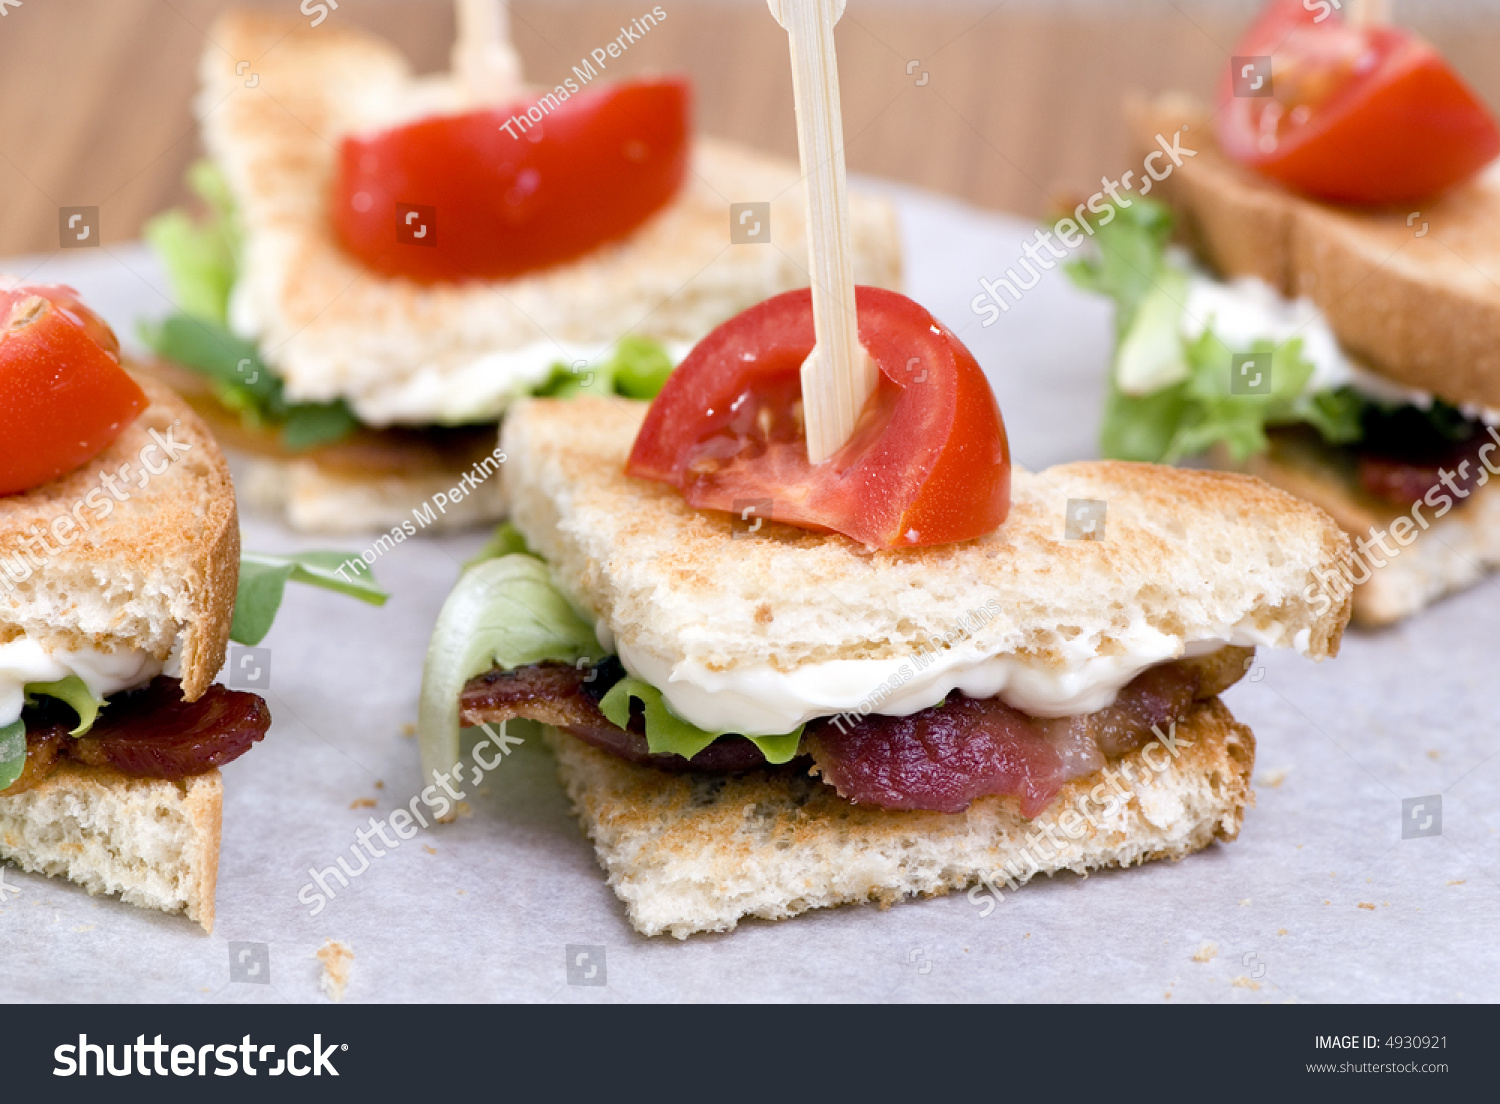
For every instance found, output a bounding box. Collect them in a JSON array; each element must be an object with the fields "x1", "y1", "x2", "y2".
[{"x1": 2, "y1": 185, "x2": 1496, "y2": 1003}]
